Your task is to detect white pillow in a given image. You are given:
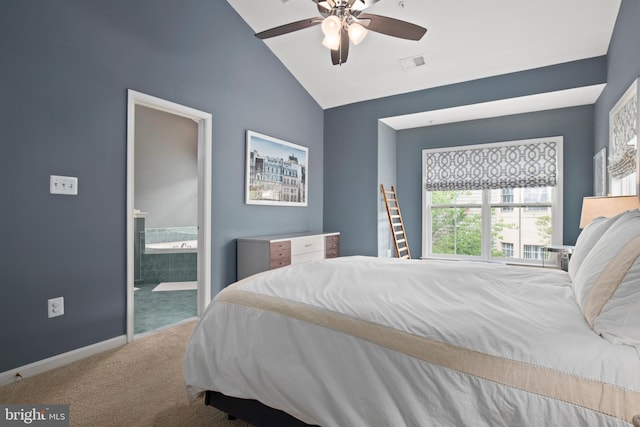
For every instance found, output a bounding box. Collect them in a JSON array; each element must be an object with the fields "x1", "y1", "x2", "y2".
[
  {"x1": 573, "y1": 209, "x2": 640, "y2": 348},
  {"x1": 593, "y1": 256, "x2": 640, "y2": 350},
  {"x1": 568, "y1": 214, "x2": 619, "y2": 280},
  {"x1": 572, "y1": 209, "x2": 640, "y2": 309}
]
